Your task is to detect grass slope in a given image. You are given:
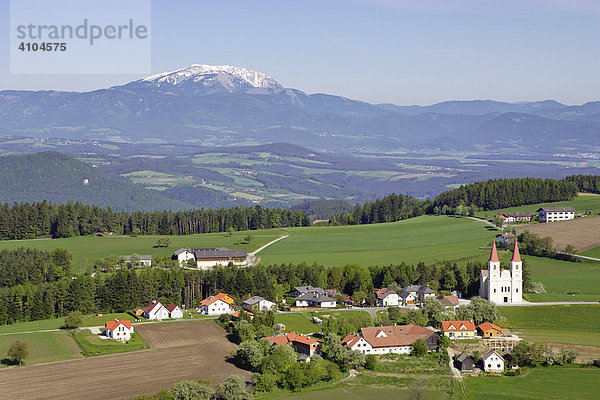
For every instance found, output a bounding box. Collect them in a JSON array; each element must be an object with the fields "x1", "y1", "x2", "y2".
[
  {"x1": 473, "y1": 194, "x2": 600, "y2": 220},
  {"x1": 273, "y1": 311, "x2": 372, "y2": 334},
  {"x1": 0, "y1": 229, "x2": 284, "y2": 274},
  {"x1": 71, "y1": 329, "x2": 148, "y2": 356},
  {"x1": 0, "y1": 331, "x2": 81, "y2": 367},
  {"x1": 260, "y1": 215, "x2": 499, "y2": 267}
]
